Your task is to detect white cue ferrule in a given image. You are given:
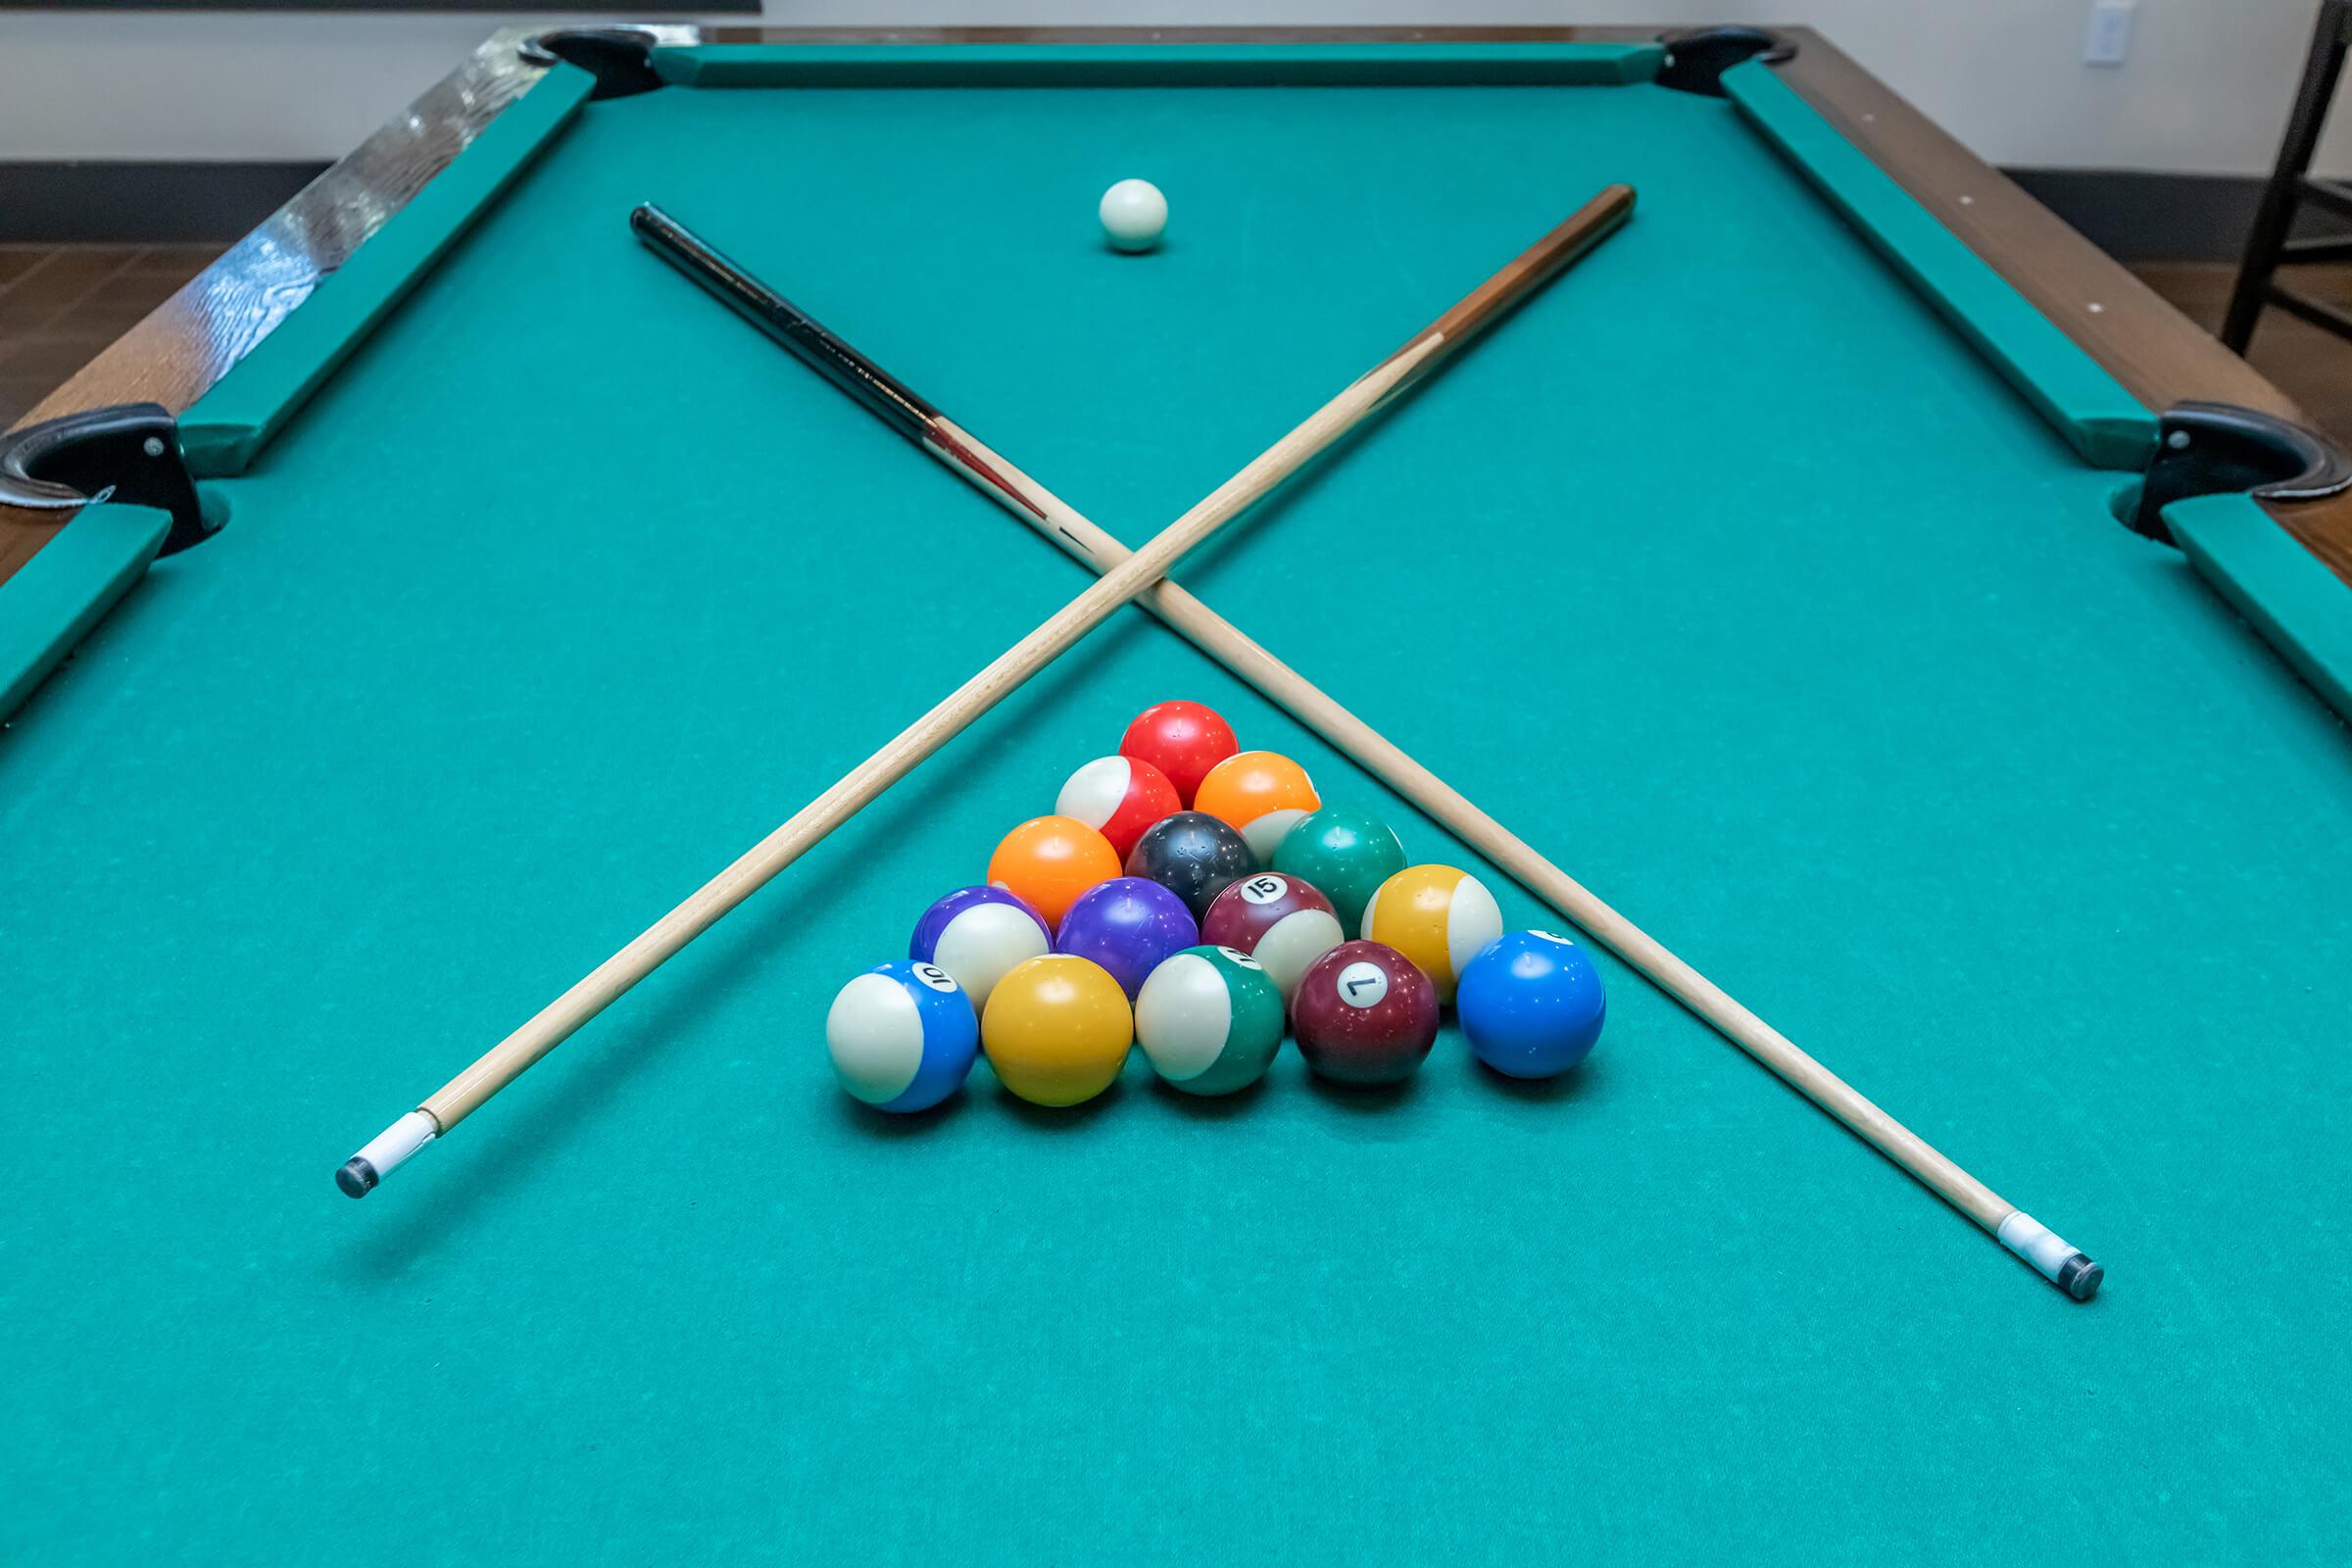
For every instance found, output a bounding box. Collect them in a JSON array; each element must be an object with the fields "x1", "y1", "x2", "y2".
[
  {"x1": 337, "y1": 1110, "x2": 439, "y2": 1198},
  {"x1": 1997, "y1": 1211, "x2": 2104, "y2": 1300}
]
